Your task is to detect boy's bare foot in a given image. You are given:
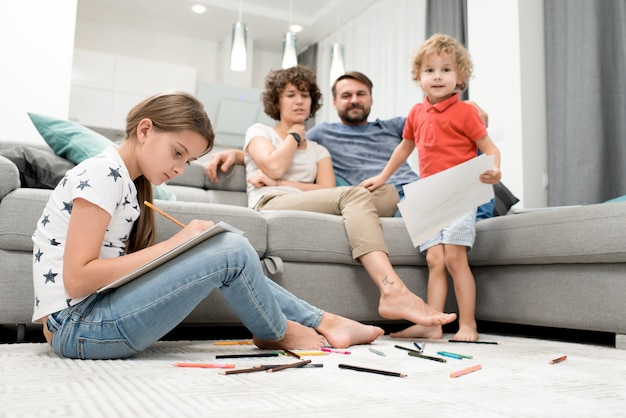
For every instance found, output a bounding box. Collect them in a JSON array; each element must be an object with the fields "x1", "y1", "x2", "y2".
[
  {"x1": 389, "y1": 324, "x2": 443, "y2": 339},
  {"x1": 378, "y1": 287, "x2": 457, "y2": 326},
  {"x1": 315, "y1": 313, "x2": 385, "y2": 348},
  {"x1": 451, "y1": 322, "x2": 479, "y2": 341},
  {"x1": 253, "y1": 320, "x2": 325, "y2": 350}
]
